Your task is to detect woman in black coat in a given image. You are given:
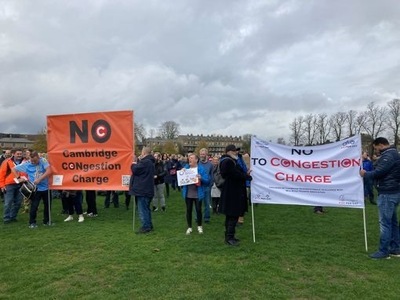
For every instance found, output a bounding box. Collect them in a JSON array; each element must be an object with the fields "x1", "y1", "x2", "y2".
[{"x1": 219, "y1": 145, "x2": 252, "y2": 246}]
